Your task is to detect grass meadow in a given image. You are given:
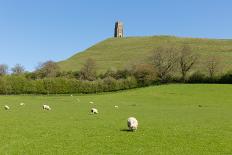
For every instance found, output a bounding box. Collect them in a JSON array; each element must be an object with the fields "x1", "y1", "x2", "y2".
[{"x1": 0, "y1": 84, "x2": 231, "y2": 154}]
